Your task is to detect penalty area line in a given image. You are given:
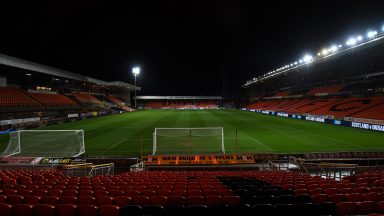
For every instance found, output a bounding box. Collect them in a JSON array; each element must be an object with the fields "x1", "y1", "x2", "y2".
[{"x1": 104, "y1": 138, "x2": 128, "y2": 152}]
